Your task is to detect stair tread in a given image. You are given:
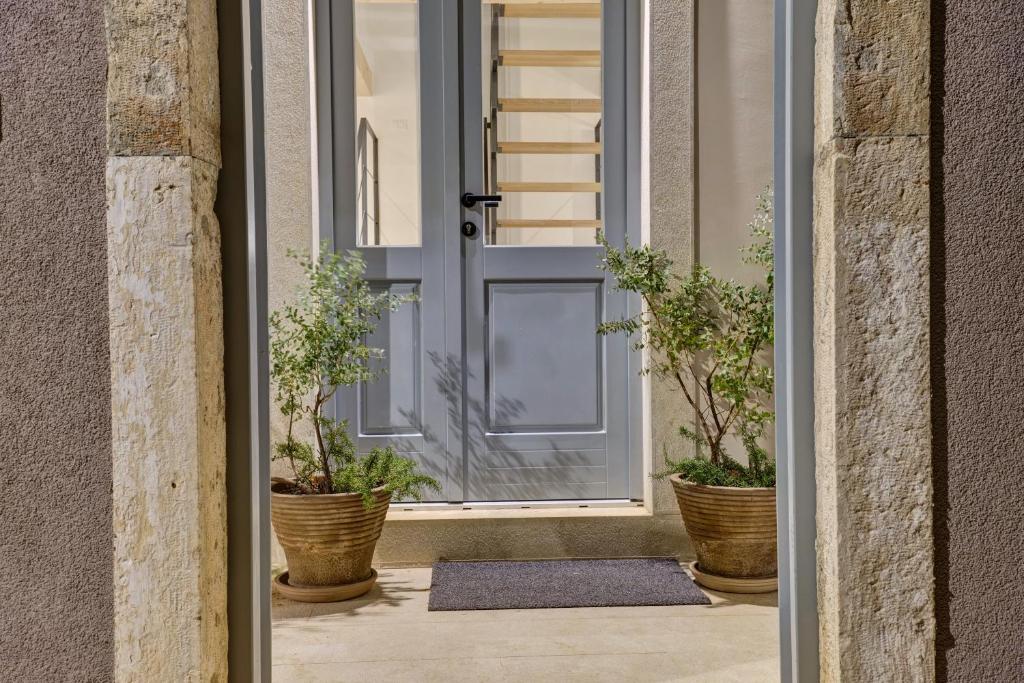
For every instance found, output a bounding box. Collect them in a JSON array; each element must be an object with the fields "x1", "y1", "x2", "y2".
[
  {"x1": 499, "y1": 181, "x2": 602, "y2": 192},
  {"x1": 498, "y1": 141, "x2": 601, "y2": 154},
  {"x1": 498, "y1": 218, "x2": 603, "y2": 228},
  {"x1": 499, "y1": 50, "x2": 600, "y2": 67},
  {"x1": 499, "y1": 97, "x2": 602, "y2": 113},
  {"x1": 498, "y1": 3, "x2": 601, "y2": 19}
]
